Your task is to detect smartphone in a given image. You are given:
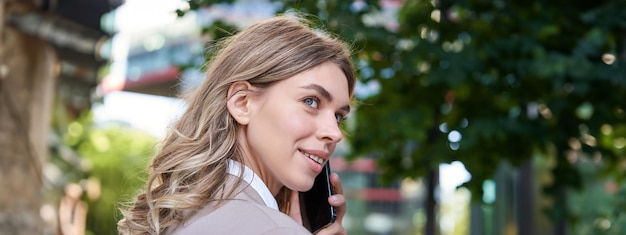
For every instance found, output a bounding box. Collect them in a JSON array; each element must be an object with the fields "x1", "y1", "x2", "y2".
[{"x1": 299, "y1": 162, "x2": 337, "y2": 234}]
